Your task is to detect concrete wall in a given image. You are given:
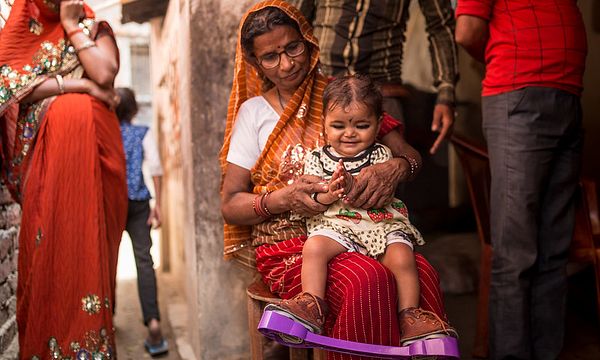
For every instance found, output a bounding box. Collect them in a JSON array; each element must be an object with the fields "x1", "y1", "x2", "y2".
[
  {"x1": 0, "y1": 184, "x2": 20, "y2": 353},
  {"x1": 150, "y1": 0, "x2": 256, "y2": 358}
]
